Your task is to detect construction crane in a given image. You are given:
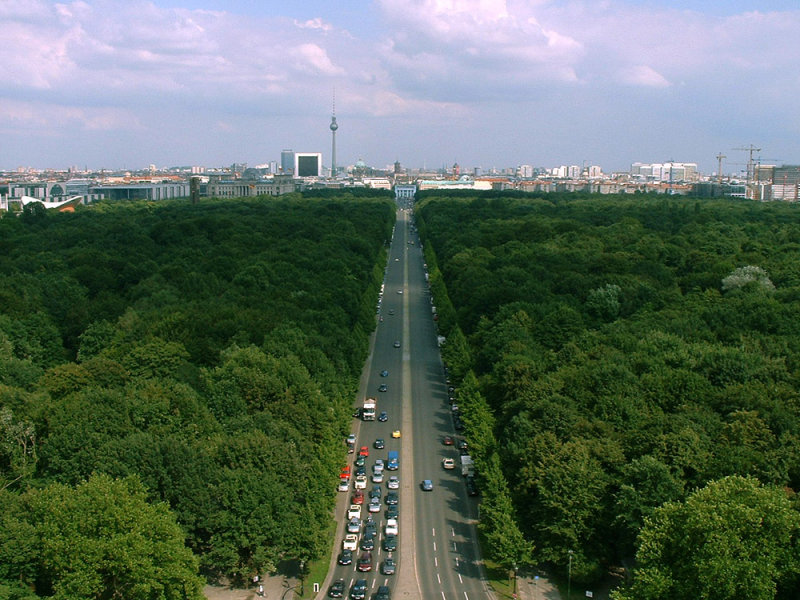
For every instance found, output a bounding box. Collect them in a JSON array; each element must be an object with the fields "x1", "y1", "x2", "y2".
[
  {"x1": 733, "y1": 144, "x2": 761, "y2": 186},
  {"x1": 716, "y1": 153, "x2": 726, "y2": 184}
]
